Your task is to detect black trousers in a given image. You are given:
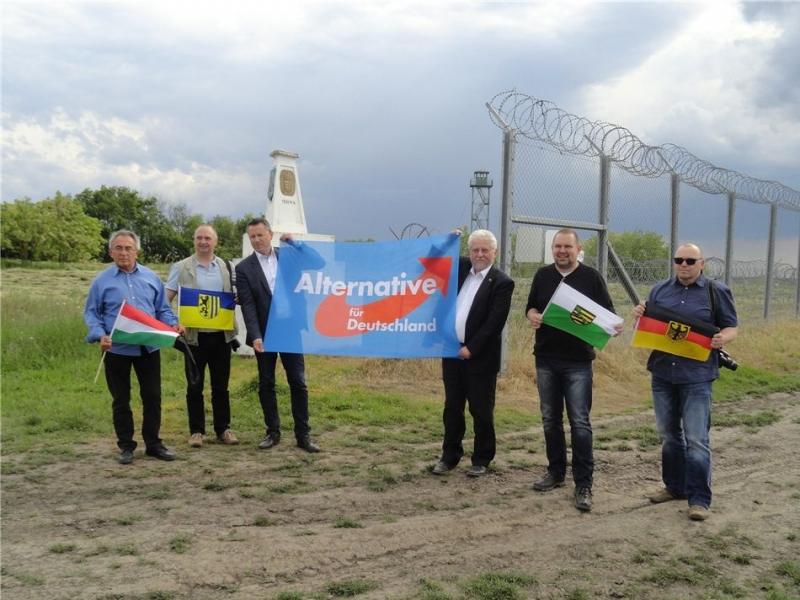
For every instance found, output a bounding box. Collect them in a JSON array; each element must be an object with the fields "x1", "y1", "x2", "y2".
[
  {"x1": 184, "y1": 332, "x2": 232, "y2": 436},
  {"x1": 441, "y1": 358, "x2": 497, "y2": 467},
  {"x1": 104, "y1": 350, "x2": 162, "y2": 451},
  {"x1": 255, "y1": 351, "x2": 310, "y2": 440}
]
